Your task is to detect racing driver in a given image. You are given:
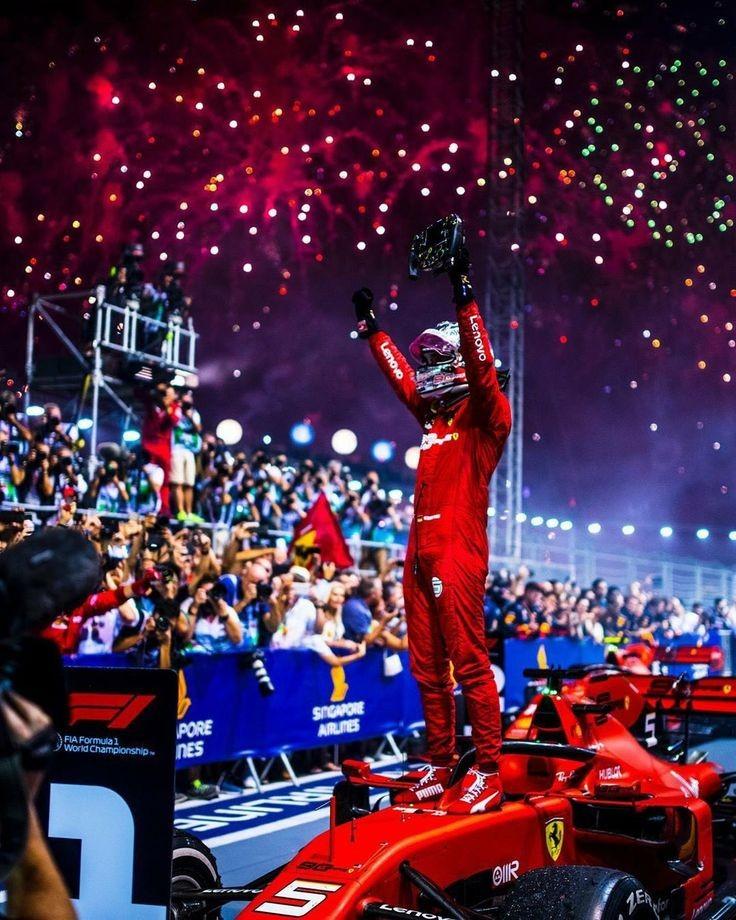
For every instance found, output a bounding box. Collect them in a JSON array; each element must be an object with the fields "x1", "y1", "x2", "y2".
[{"x1": 352, "y1": 243, "x2": 511, "y2": 814}]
